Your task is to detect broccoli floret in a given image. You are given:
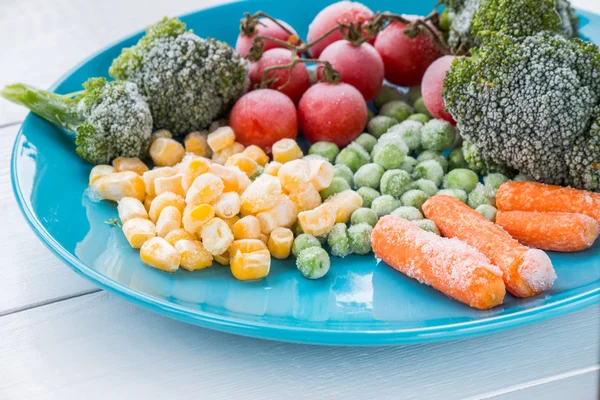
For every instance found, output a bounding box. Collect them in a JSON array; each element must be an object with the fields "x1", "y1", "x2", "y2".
[
  {"x1": 443, "y1": 32, "x2": 600, "y2": 191},
  {"x1": 555, "y1": 0, "x2": 579, "y2": 38},
  {"x1": 462, "y1": 140, "x2": 517, "y2": 177},
  {"x1": 109, "y1": 17, "x2": 248, "y2": 135},
  {"x1": 1, "y1": 78, "x2": 152, "y2": 164}
]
